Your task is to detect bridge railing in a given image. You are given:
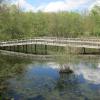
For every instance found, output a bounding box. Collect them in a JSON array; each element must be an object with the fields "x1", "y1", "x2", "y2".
[
  {"x1": 1, "y1": 37, "x2": 100, "y2": 48},
  {"x1": 1, "y1": 37, "x2": 100, "y2": 43},
  {"x1": 1, "y1": 37, "x2": 100, "y2": 42}
]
